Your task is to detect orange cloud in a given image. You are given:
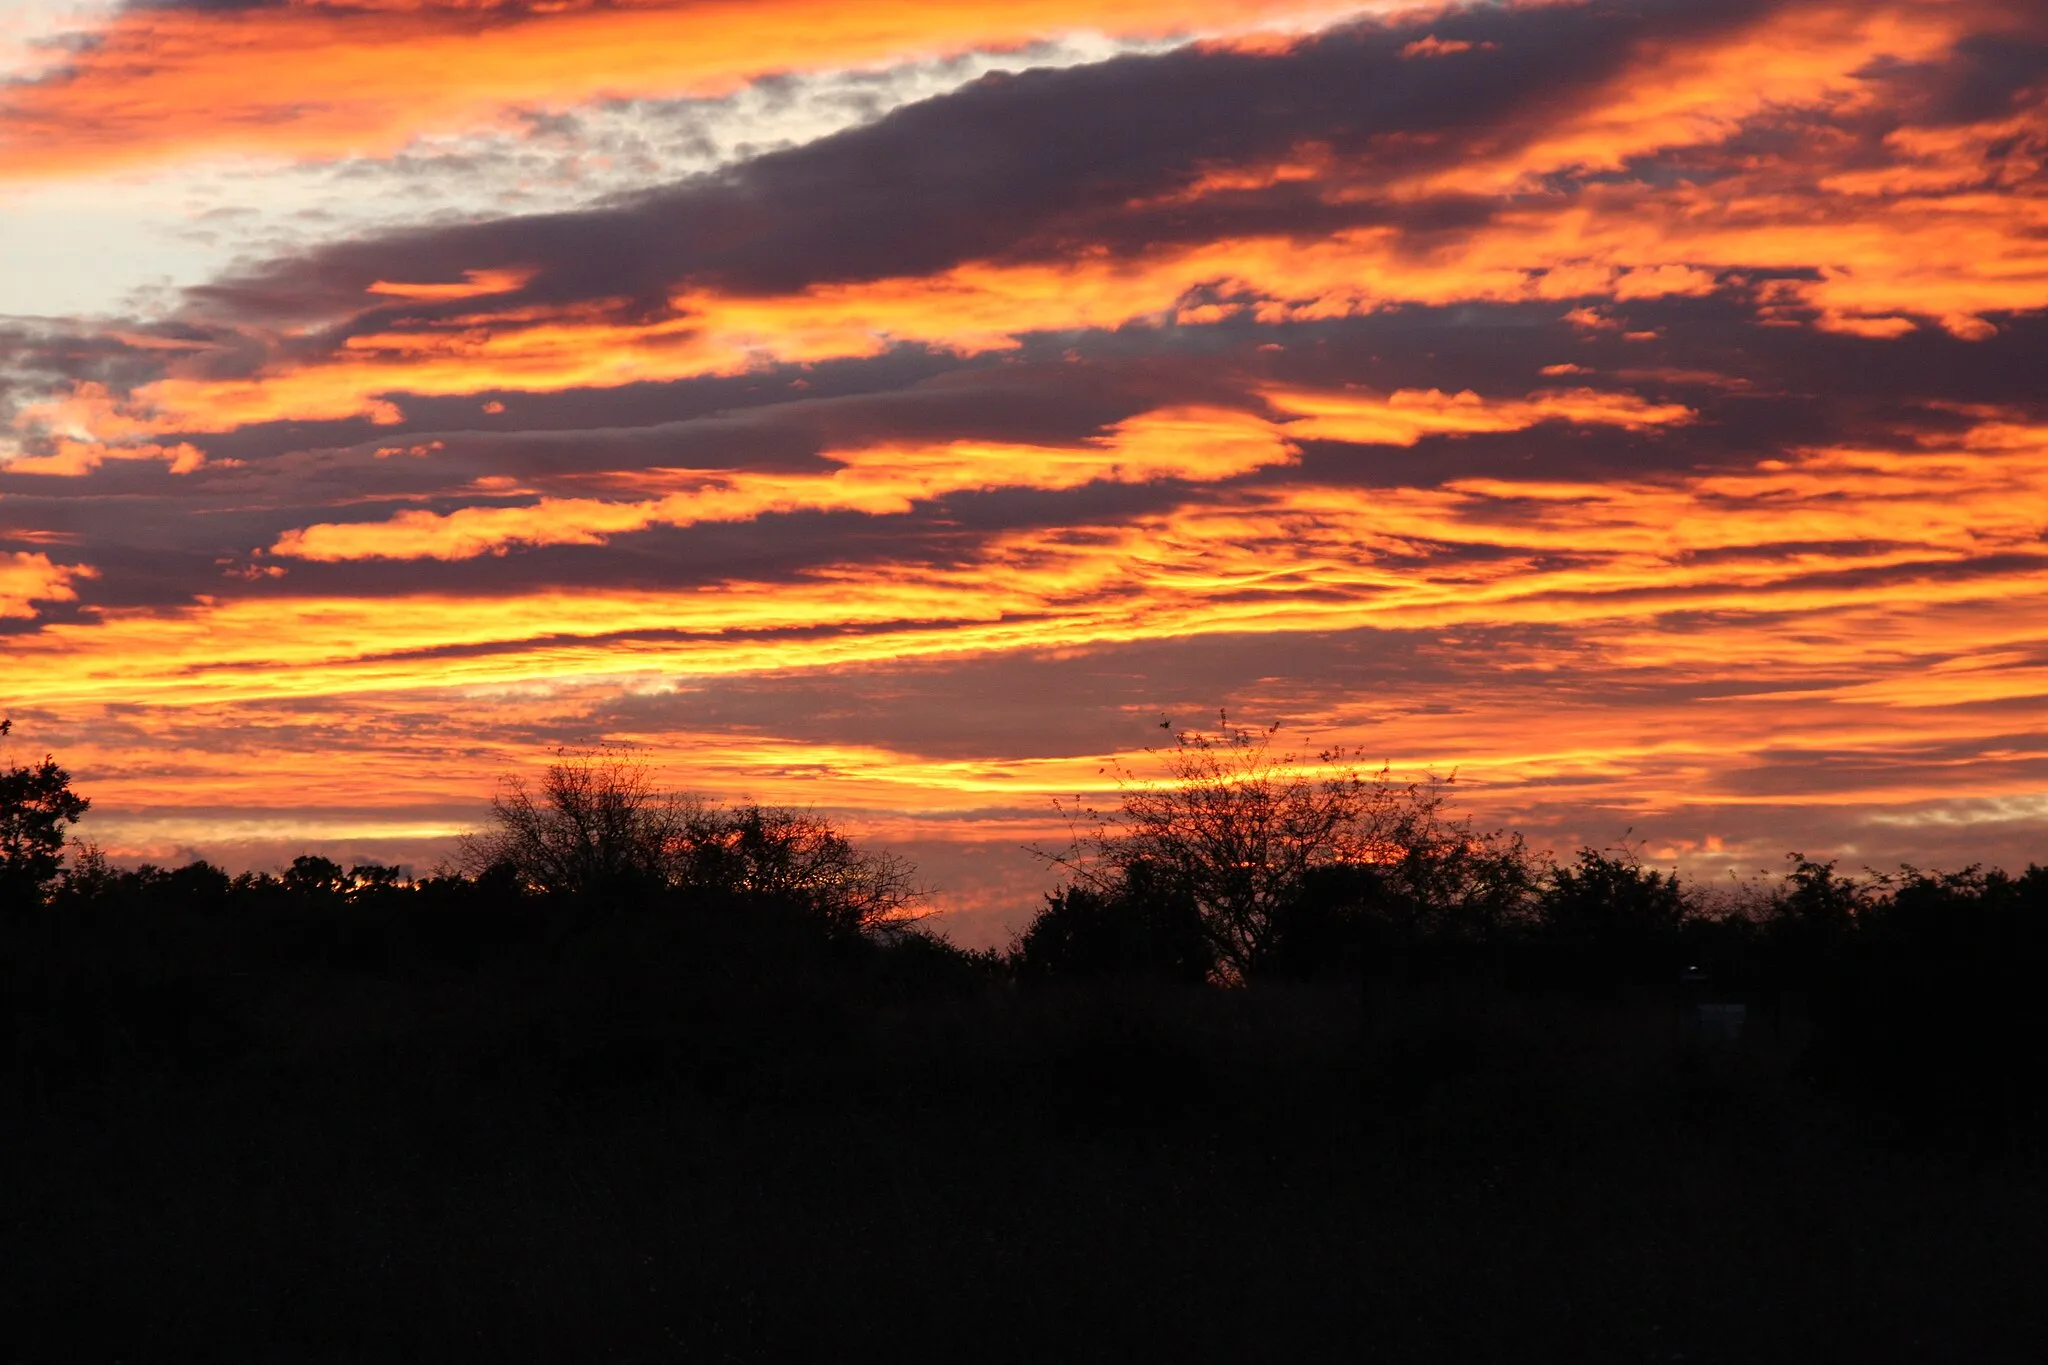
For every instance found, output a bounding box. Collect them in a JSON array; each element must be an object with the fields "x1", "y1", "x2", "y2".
[
  {"x1": 20, "y1": 2, "x2": 2043, "y2": 454},
  {"x1": 19, "y1": 459, "x2": 2048, "y2": 887},
  {"x1": 263, "y1": 387, "x2": 1696, "y2": 563},
  {"x1": 1400, "y1": 35, "x2": 1487, "y2": 59},
  {"x1": 1265, "y1": 385, "x2": 1695, "y2": 445},
  {"x1": 0, "y1": 0, "x2": 1364, "y2": 180},
  {"x1": 271, "y1": 405, "x2": 1296, "y2": 560},
  {"x1": 4, "y1": 438, "x2": 209, "y2": 477},
  {"x1": 22, "y1": 398, "x2": 2048, "y2": 926},
  {"x1": 366, "y1": 269, "x2": 536, "y2": 302},
  {"x1": 42, "y1": 130, "x2": 2048, "y2": 447},
  {"x1": 9, "y1": 412, "x2": 2043, "y2": 708},
  {"x1": 0, "y1": 552, "x2": 92, "y2": 618}
]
